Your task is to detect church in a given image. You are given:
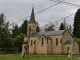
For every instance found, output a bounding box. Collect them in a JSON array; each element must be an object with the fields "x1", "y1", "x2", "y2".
[{"x1": 22, "y1": 7, "x2": 79, "y2": 55}]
